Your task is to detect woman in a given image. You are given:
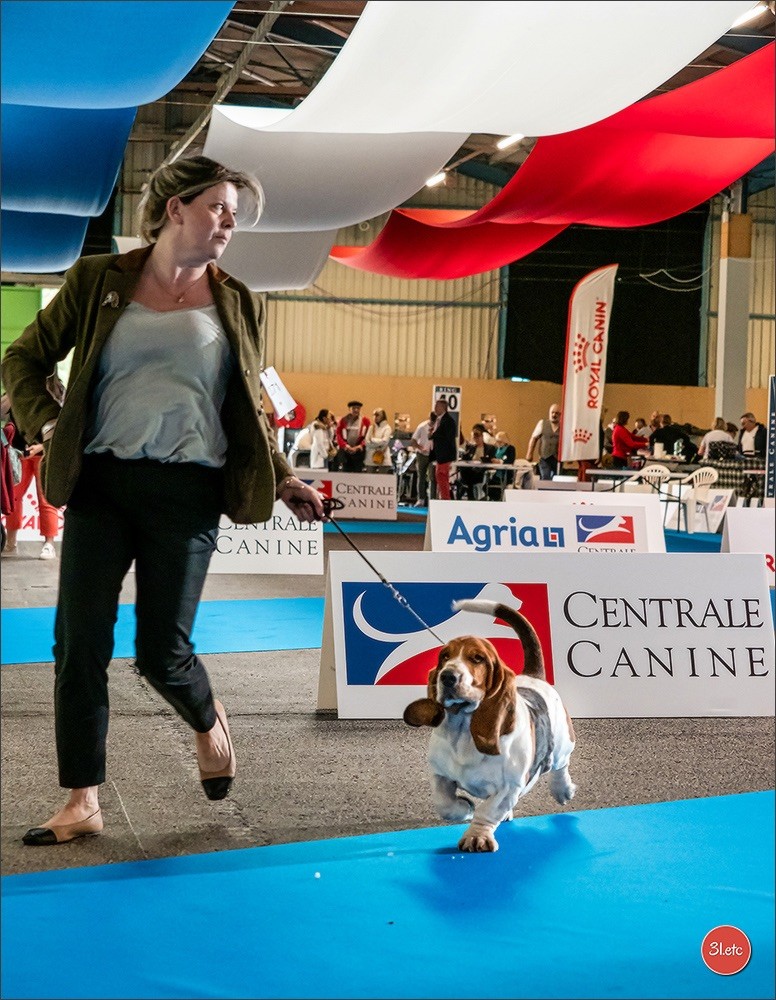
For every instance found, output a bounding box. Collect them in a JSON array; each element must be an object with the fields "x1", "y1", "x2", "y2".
[
  {"x1": 365, "y1": 407, "x2": 393, "y2": 467},
  {"x1": 697, "y1": 416, "x2": 734, "y2": 459},
  {"x1": 2, "y1": 156, "x2": 325, "y2": 846},
  {"x1": 611, "y1": 410, "x2": 647, "y2": 469},
  {"x1": 458, "y1": 422, "x2": 497, "y2": 499},
  {"x1": 309, "y1": 408, "x2": 336, "y2": 469}
]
